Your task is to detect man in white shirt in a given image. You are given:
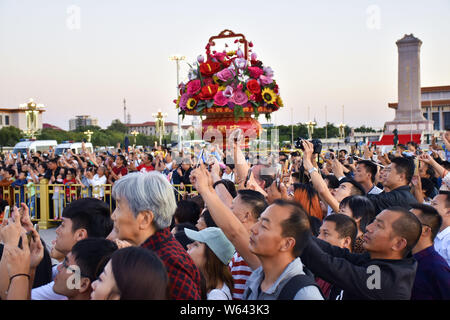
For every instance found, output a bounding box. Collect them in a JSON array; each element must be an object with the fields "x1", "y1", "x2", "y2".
[
  {"x1": 31, "y1": 198, "x2": 114, "y2": 300},
  {"x1": 430, "y1": 191, "x2": 450, "y2": 265}
]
